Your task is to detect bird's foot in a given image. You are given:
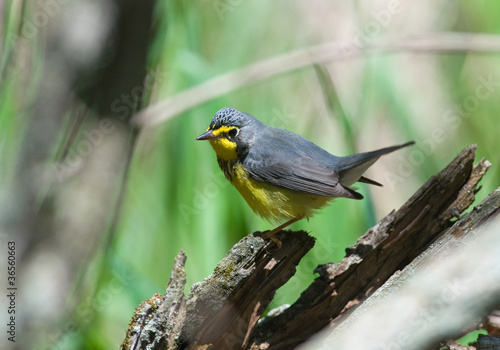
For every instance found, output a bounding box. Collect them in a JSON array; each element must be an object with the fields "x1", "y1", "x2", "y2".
[
  {"x1": 261, "y1": 216, "x2": 304, "y2": 248},
  {"x1": 262, "y1": 230, "x2": 282, "y2": 248}
]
